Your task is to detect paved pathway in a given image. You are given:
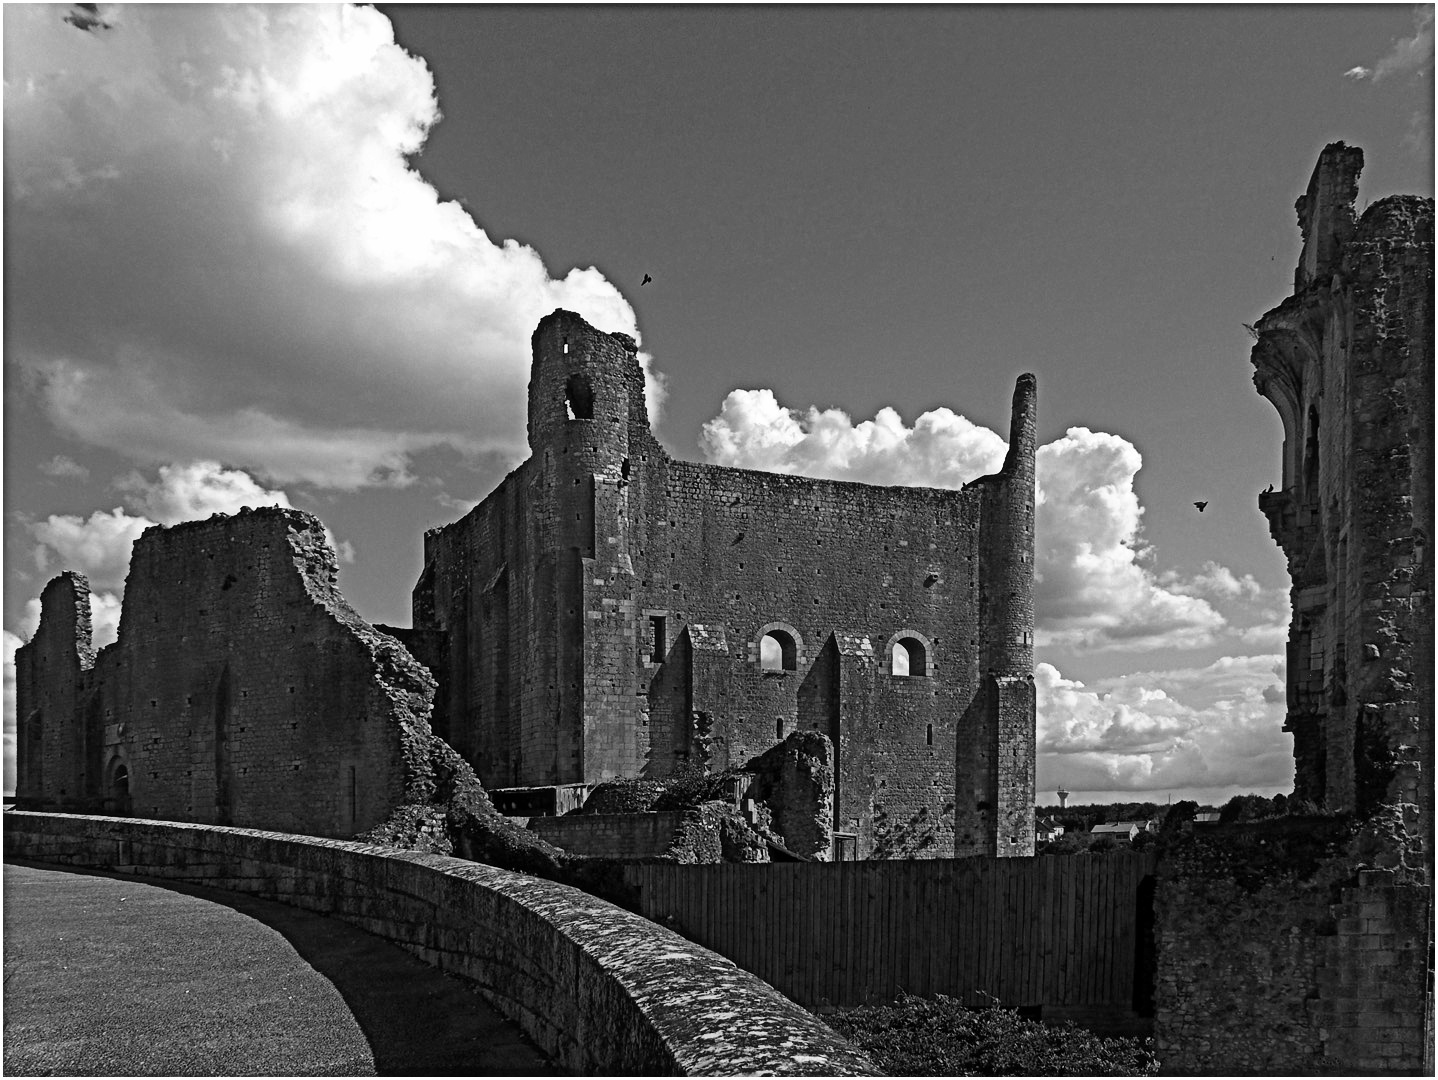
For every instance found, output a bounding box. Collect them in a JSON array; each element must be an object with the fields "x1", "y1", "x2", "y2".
[{"x1": 3, "y1": 861, "x2": 560, "y2": 1076}]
